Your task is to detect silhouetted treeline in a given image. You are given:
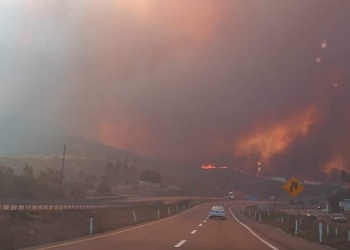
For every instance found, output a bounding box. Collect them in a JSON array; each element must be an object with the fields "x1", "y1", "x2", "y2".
[
  {"x1": 140, "y1": 170, "x2": 162, "y2": 183},
  {"x1": 103, "y1": 157, "x2": 137, "y2": 185},
  {"x1": 327, "y1": 170, "x2": 350, "y2": 212},
  {"x1": 0, "y1": 165, "x2": 86, "y2": 199}
]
